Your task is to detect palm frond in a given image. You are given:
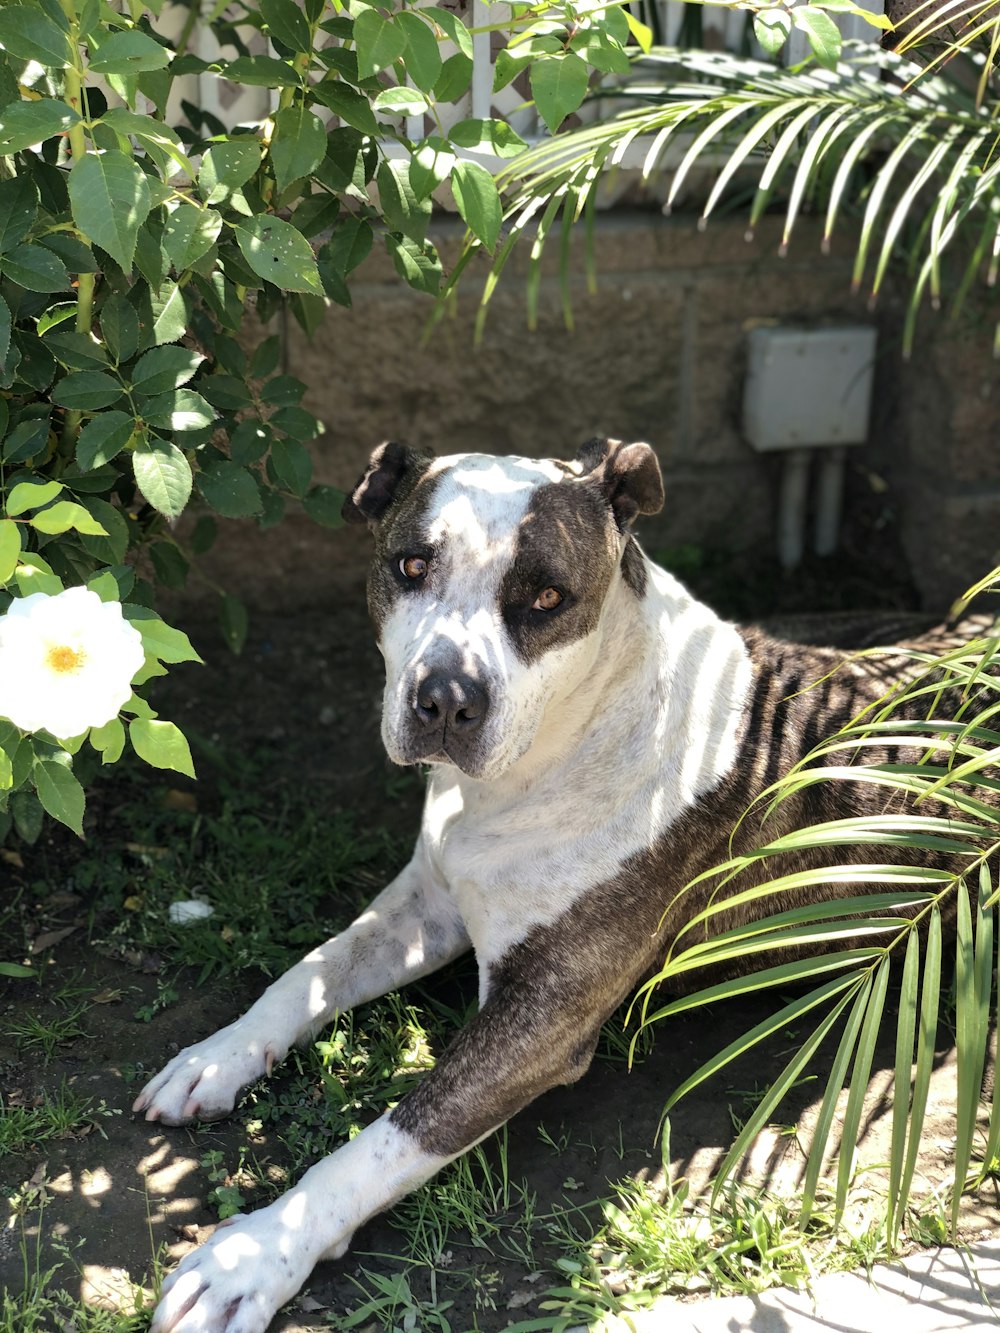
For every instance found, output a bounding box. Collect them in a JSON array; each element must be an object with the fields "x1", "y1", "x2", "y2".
[
  {"x1": 635, "y1": 568, "x2": 1000, "y2": 1241},
  {"x1": 458, "y1": 44, "x2": 998, "y2": 352}
]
